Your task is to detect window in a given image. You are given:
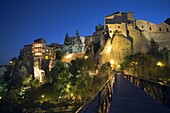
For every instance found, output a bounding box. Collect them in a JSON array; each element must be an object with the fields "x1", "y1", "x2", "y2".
[
  {"x1": 149, "y1": 27, "x2": 152, "y2": 31},
  {"x1": 141, "y1": 26, "x2": 144, "y2": 28},
  {"x1": 167, "y1": 28, "x2": 169, "y2": 32},
  {"x1": 110, "y1": 30, "x2": 112, "y2": 33},
  {"x1": 159, "y1": 27, "x2": 162, "y2": 31},
  {"x1": 35, "y1": 53, "x2": 42, "y2": 56},
  {"x1": 118, "y1": 26, "x2": 120, "y2": 28}
]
